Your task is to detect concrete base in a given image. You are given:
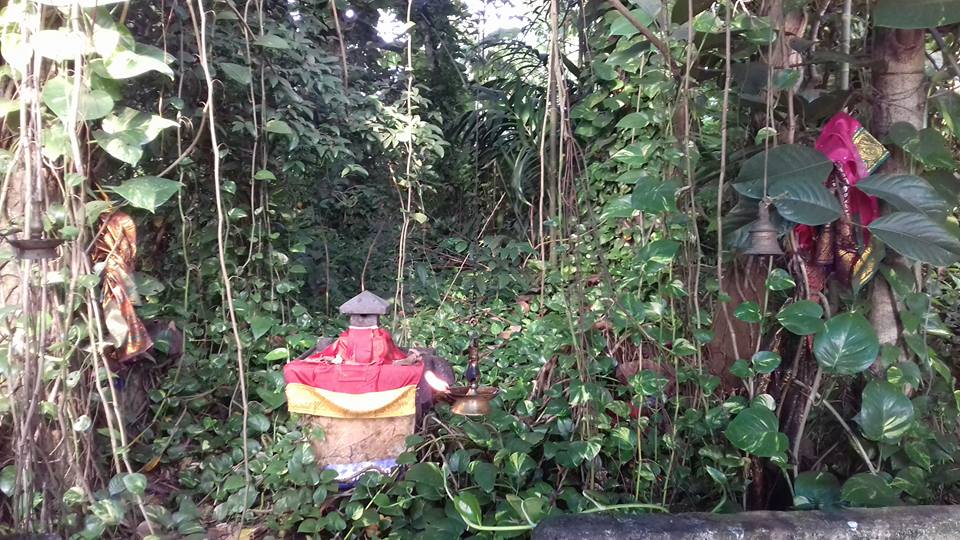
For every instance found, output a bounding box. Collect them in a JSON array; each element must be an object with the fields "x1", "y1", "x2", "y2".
[{"x1": 533, "y1": 506, "x2": 960, "y2": 540}]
